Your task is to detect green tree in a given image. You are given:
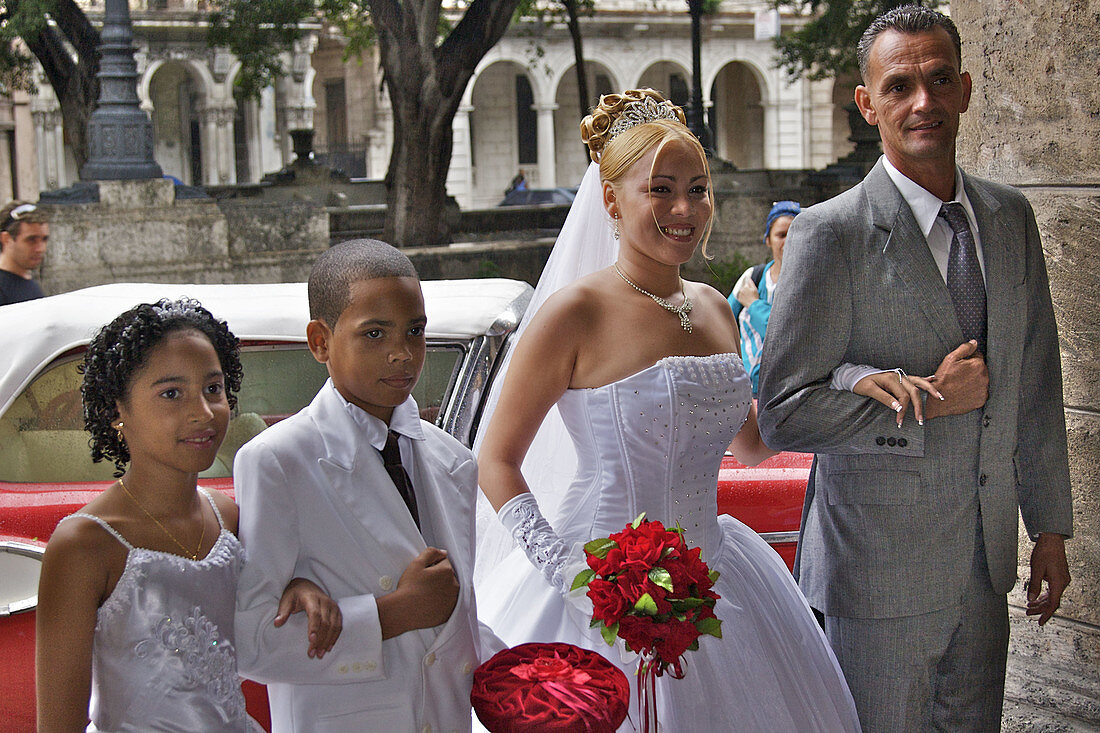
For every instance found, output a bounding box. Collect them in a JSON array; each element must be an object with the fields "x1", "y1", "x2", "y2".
[
  {"x1": 513, "y1": 0, "x2": 596, "y2": 123},
  {"x1": 210, "y1": 0, "x2": 523, "y2": 247},
  {"x1": 771, "y1": 0, "x2": 939, "y2": 81},
  {"x1": 0, "y1": 0, "x2": 100, "y2": 169}
]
